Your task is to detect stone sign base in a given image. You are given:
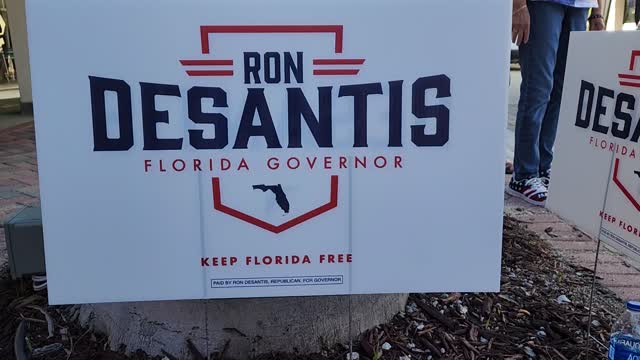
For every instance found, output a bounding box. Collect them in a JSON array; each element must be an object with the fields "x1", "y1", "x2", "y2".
[{"x1": 79, "y1": 294, "x2": 408, "y2": 358}]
